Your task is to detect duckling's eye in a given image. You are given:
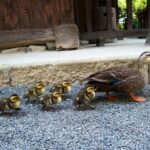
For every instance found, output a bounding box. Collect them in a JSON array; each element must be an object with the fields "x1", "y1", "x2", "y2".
[
  {"x1": 53, "y1": 92, "x2": 60, "y2": 97},
  {"x1": 10, "y1": 96, "x2": 18, "y2": 102},
  {"x1": 36, "y1": 84, "x2": 43, "y2": 88},
  {"x1": 87, "y1": 87, "x2": 93, "y2": 92},
  {"x1": 62, "y1": 82, "x2": 69, "y2": 86}
]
